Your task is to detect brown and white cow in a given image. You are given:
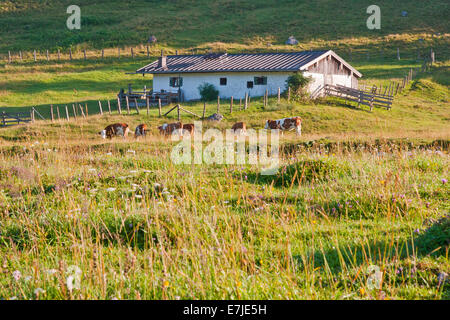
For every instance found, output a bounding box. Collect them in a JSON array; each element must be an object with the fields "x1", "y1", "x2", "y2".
[
  {"x1": 231, "y1": 122, "x2": 247, "y2": 135},
  {"x1": 99, "y1": 123, "x2": 130, "y2": 139},
  {"x1": 134, "y1": 124, "x2": 149, "y2": 138},
  {"x1": 158, "y1": 122, "x2": 182, "y2": 136},
  {"x1": 181, "y1": 123, "x2": 195, "y2": 136},
  {"x1": 264, "y1": 117, "x2": 302, "y2": 135}
]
